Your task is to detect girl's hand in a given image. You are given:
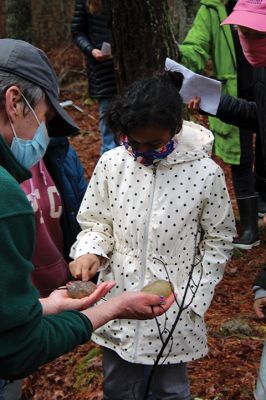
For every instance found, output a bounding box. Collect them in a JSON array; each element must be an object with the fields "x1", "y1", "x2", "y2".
[
  {"x1": 254, "y1": 297, "x2": 266, "y2": 319},
  {"x1": 91, "y1": 49, "x2": 112, "y2": 61},
  {"x1": 69, "y1": 254, "x2": 100, "y2": 281},
  {"x1": 188, "y1": 96, "x2": 201, "y2": 113},
  {"x1": 41, "y1": 281, "x2": 115, "y2": 315}
]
